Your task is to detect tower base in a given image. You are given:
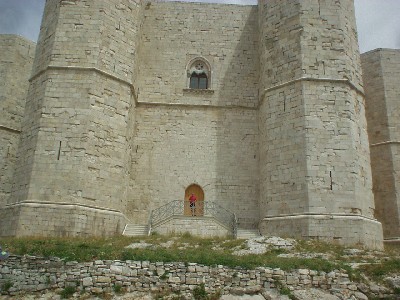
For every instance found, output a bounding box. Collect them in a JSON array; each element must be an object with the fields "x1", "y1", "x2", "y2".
[
  {"x1": 0, "y1": 201, "x2": 128, "y2": 237},
  {"x1": 259, "y1": 214, "x2": 383, "y2": 250}
]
